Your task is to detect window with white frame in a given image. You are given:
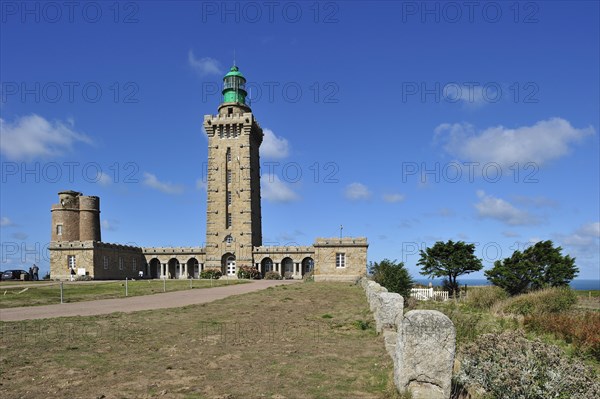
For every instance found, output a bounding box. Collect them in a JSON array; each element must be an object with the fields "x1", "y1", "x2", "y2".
[
  {"x1": 132, "y1": 258, "x2": 137, "y2": 271},
  {"x1": 119, "y1": 257, "x2": 124, "y2": 270},
  {"x1": 68, "y1": 255, "x2": 76, "y2": 269},
  {"x1": 56, "y1": 224, "x2": 63, "y2": 235},
  {"x1": 103, "y1": 256, "x2": 109, "y2": 270},
  {"x1": 335, "y1": 253, "x2": 346, "y2": 268}
]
